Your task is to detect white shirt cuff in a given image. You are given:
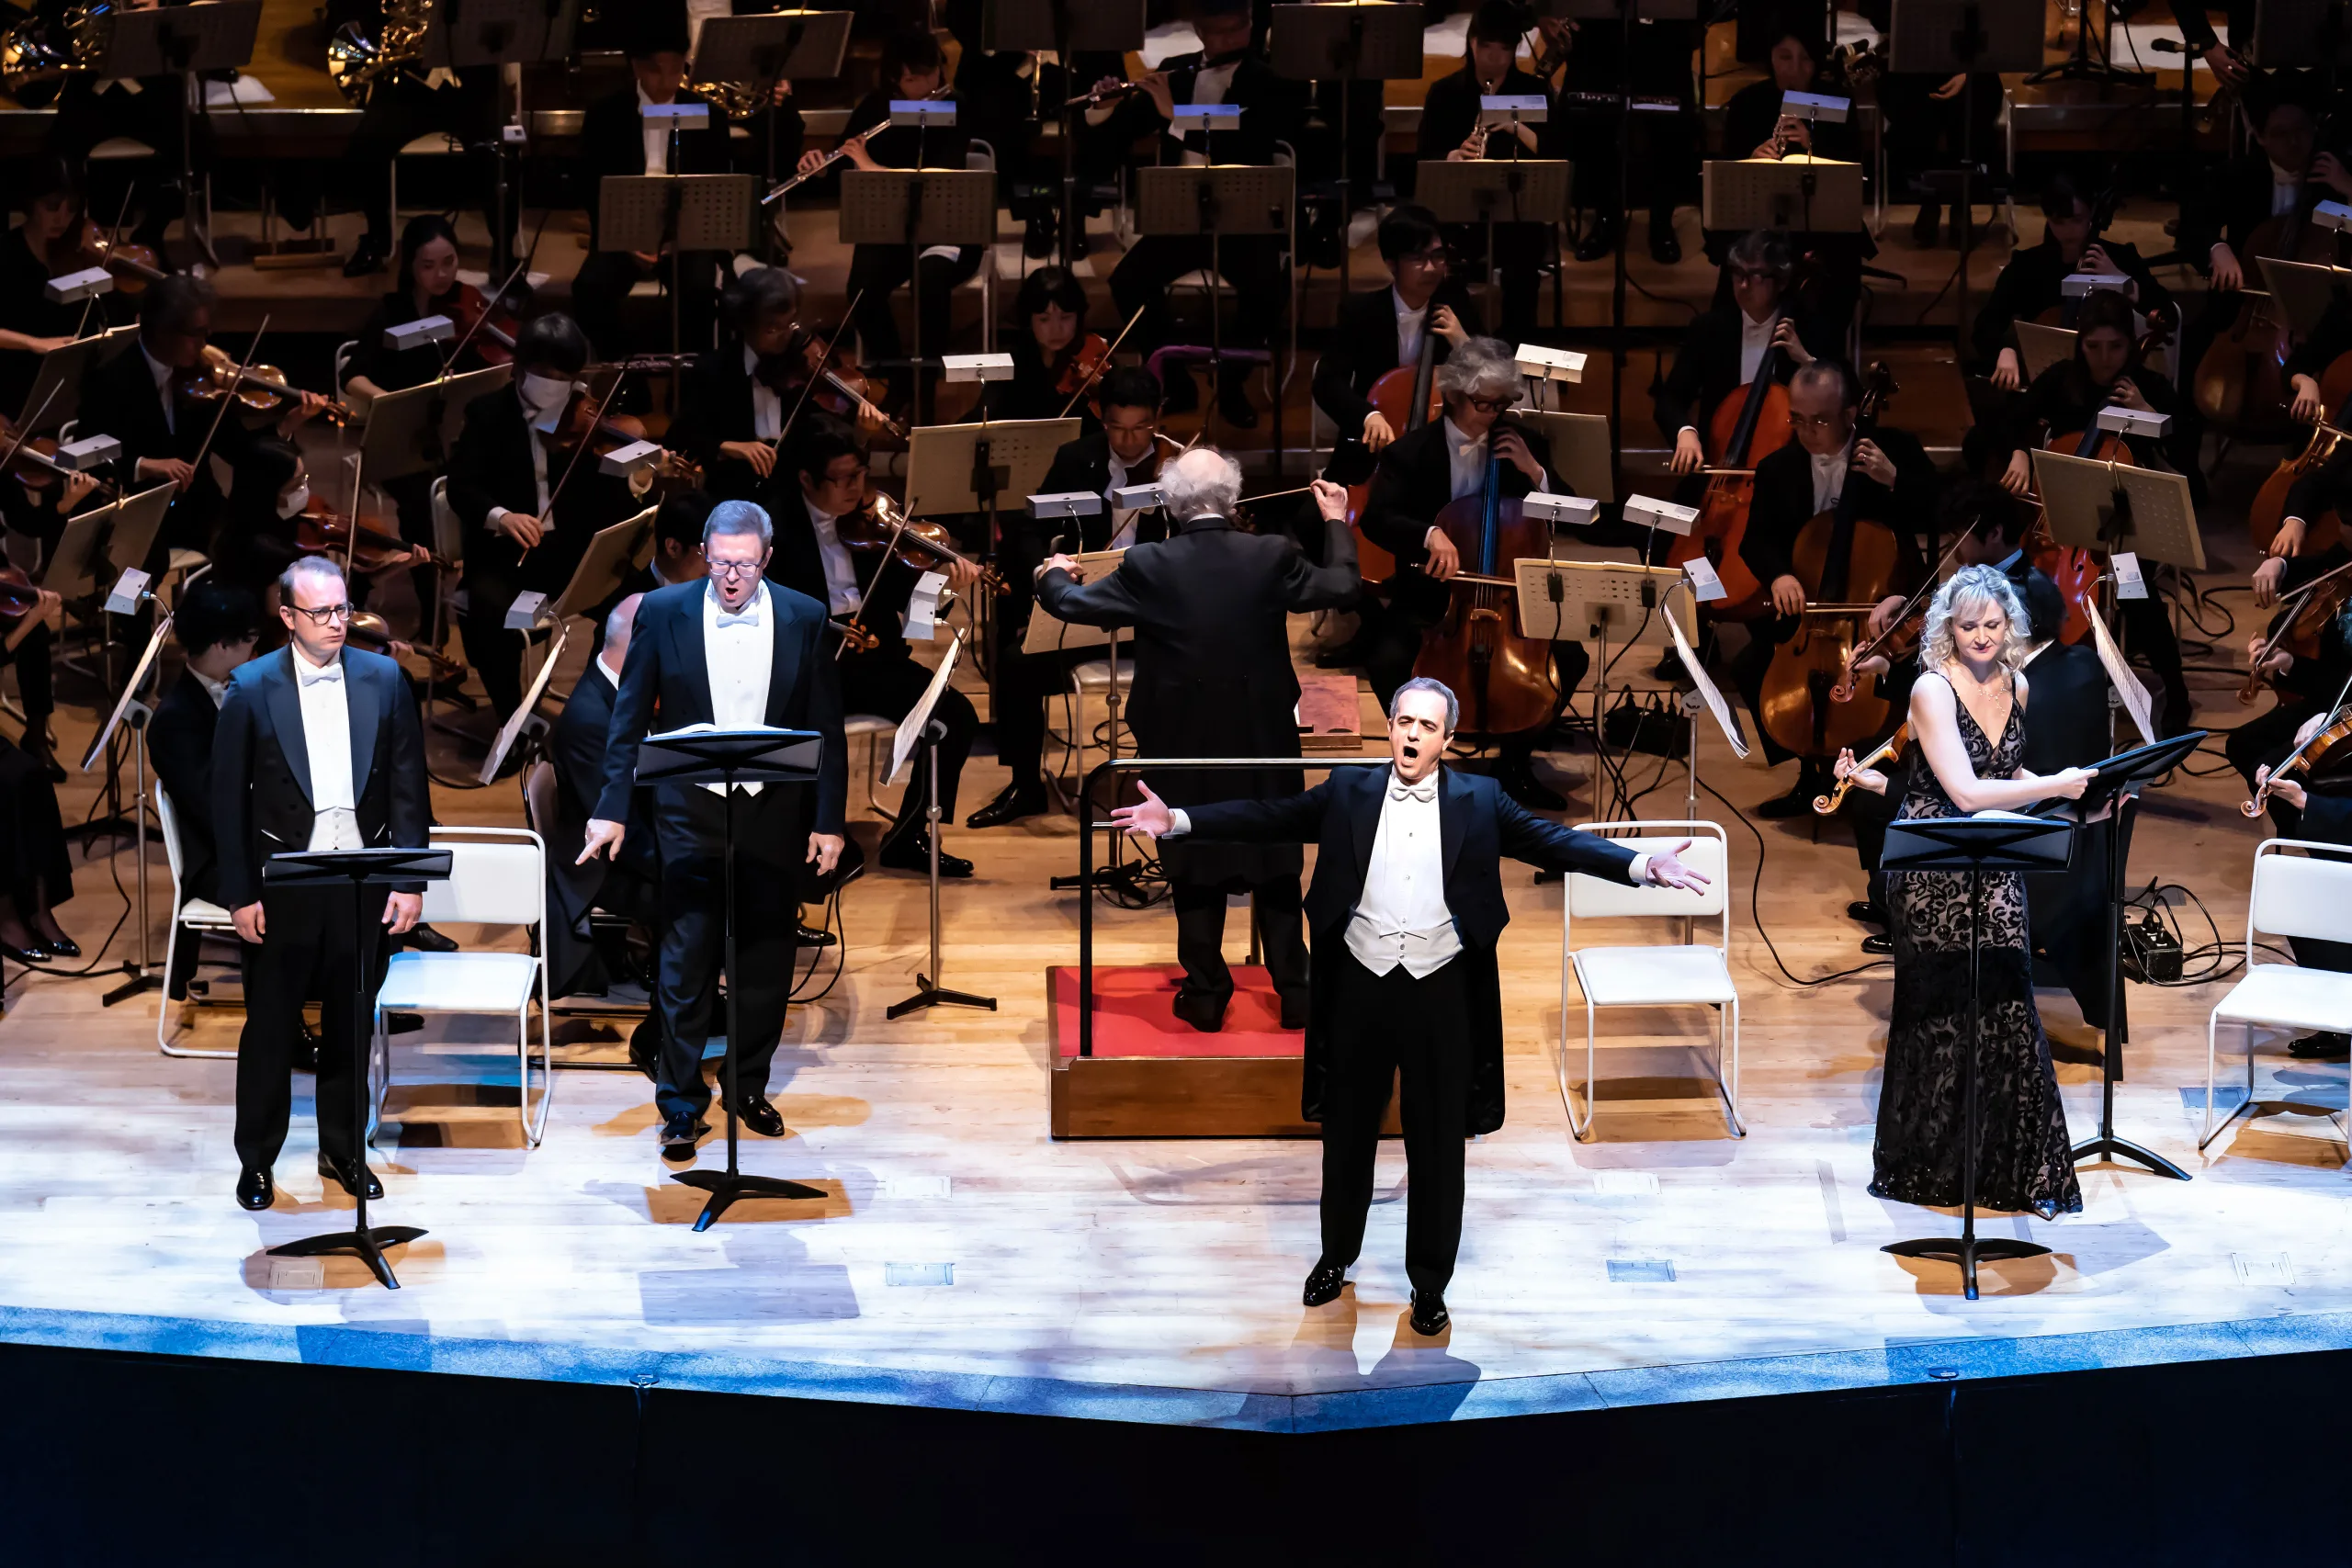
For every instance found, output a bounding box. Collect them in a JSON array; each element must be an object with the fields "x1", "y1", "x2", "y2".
[
  {"x1": 1163, "y1": 808, "x2": 1192, "y2": 838},
  {"x1": 1628, "y1": 852, "x2": 1651, "y2": 885},
  {"x1": 487, "y1": 505, "x2": 510, "y2": 530},
  {"x1": 1423, "y1": 525, "x2": 1444, "y2": 553},
  {"x1": 1677, "y1": 425, "x2": 1698, "y2": 438}
]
